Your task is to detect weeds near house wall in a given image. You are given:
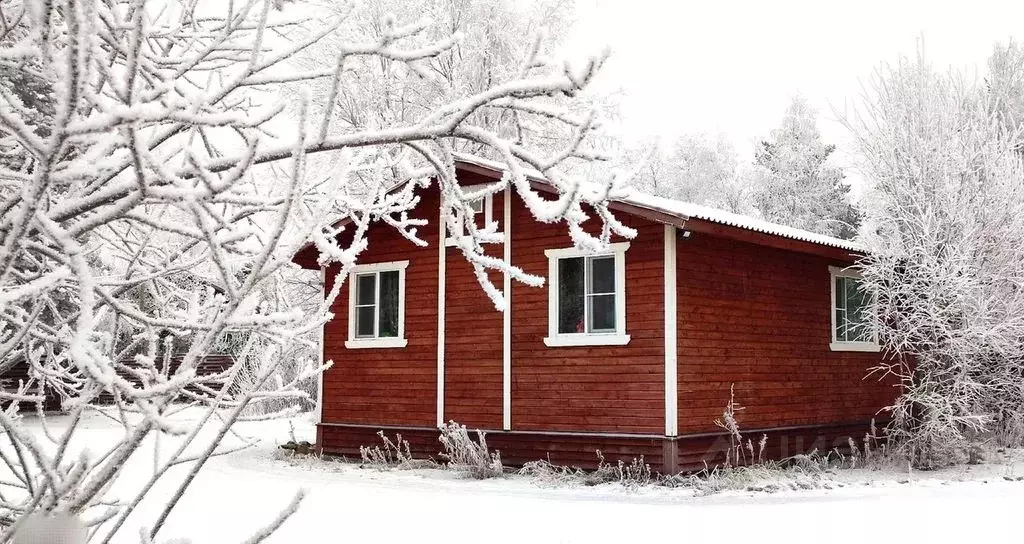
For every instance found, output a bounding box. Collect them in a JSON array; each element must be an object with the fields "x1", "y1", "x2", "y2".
[
  {"x1": 714, "y1": 385, "x2": 768, "y2": 467},
  {"x1": 359, "y1": 431, "x2": 436, "y2": 470},
  {"x1": 438, "y1": 421, "x2": 505, "y2": 479},
  {"x1": 518, "y1": 451, "x2": 652, "y2": 489}
]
